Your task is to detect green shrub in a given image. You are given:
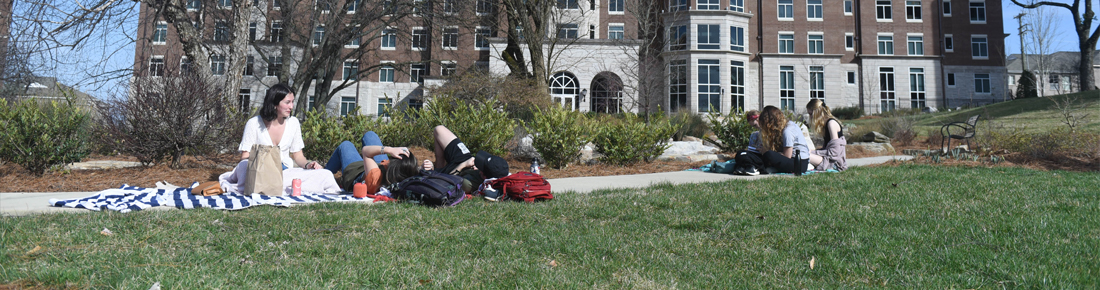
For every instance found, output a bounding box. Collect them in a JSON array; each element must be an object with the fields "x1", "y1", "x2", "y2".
[
  {"x1": 416, "y1": 97, "x2": 517, "y2": 157},
  {"x1": 1015, "y1": 70, "x2": 1039, "y2": 99},
  {"x1": 0, "y1": 98, "x2": 91, "y2": 175},
  {"x1": 526, "y1": 106, "x2": 594, "y2": 169},
  {"x1": 592, "y1": 113, "x2": 676, "y2": 165},
  {"x1": 670, "y1": 110, "x2": 708, "y2": 141},
  {"x1": 832, "y1": 106, "x2": 864, "y2": 120},
  {"x1": 705, "y1": 112, "x2": 755, "y2": 153},
  {"x1": 301, "y1": 110, "x2": 353, "y2": 163}
]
